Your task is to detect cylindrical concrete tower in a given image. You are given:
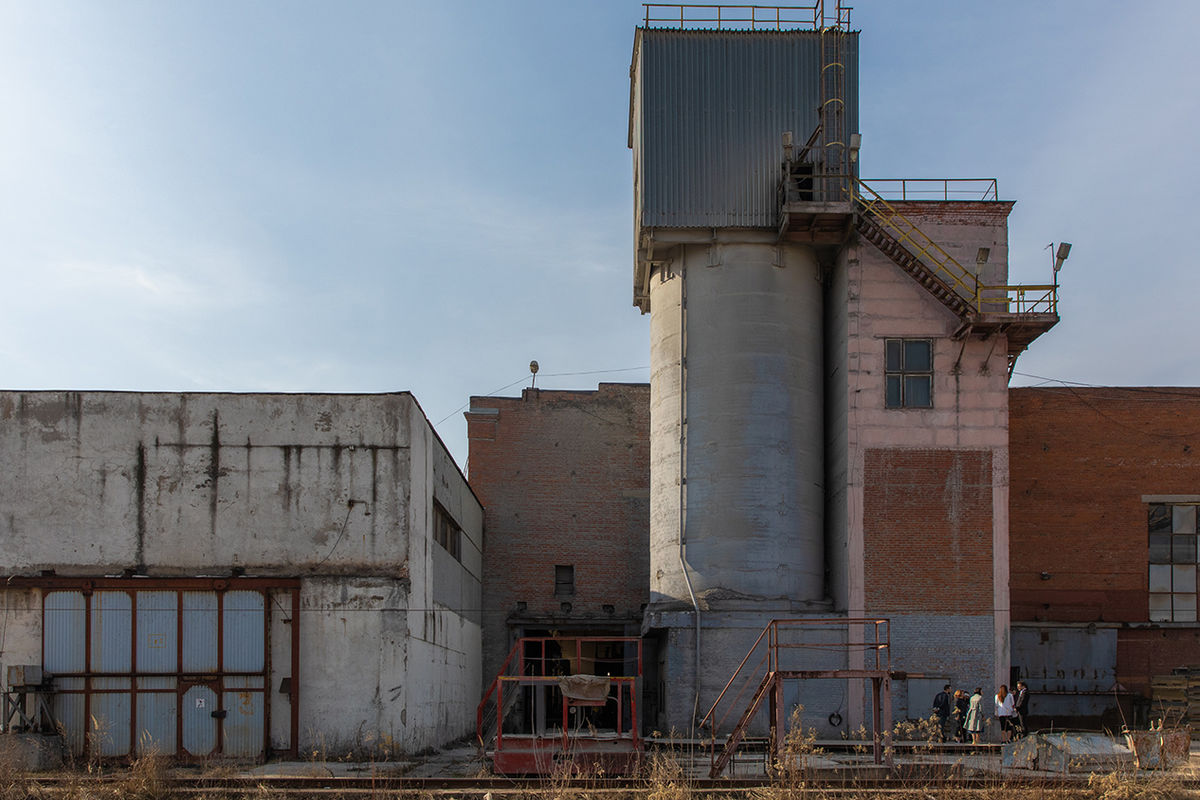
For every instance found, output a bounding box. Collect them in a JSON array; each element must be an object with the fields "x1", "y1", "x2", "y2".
[
  {"x1": 649, "y1": 240, "x2": 824, "y2": 605},
  {"x1": 630, "y1": 22, "x2": 859, "y2": 733}
]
